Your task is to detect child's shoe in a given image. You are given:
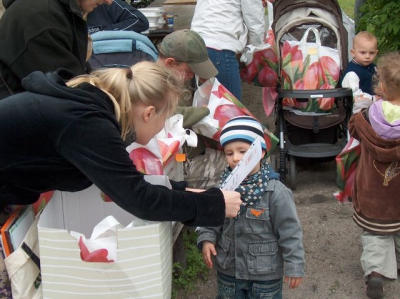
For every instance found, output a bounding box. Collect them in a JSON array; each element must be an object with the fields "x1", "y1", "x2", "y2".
[{"x1": 366, "y1": 272, "x2": 384, "y2": 299}]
